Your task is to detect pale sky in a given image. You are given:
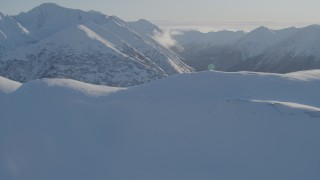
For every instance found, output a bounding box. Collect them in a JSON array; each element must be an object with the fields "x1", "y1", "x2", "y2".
[{"x1": 0, "y1": 0, "x2": 319, "y2": 29}]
